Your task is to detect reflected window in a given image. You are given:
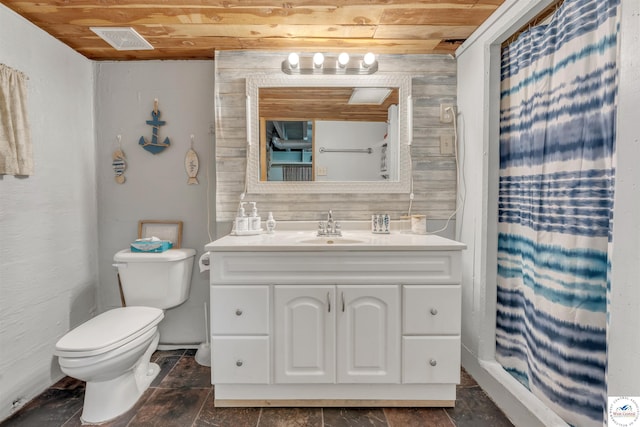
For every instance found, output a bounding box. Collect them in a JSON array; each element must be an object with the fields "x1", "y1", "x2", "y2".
[{"x1": 261, "y1": 119, "x2": 313, "y2": 181}]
